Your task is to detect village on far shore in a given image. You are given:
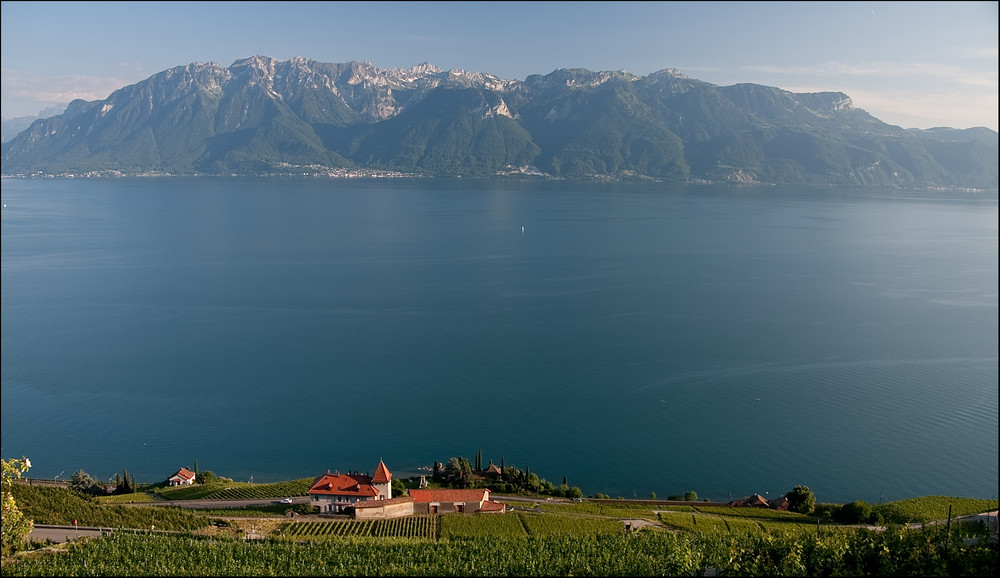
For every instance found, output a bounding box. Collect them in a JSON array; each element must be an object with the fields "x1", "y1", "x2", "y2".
[{"x1": 165, "y1": 459, "x2": 791, "y2": 522}]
